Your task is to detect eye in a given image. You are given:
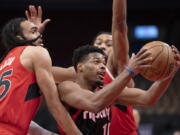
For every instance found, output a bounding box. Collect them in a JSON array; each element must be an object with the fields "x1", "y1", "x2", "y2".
[
  {"x1": 95, "y1": 40, "x2": 102, "y2": 45},
  {"x1": 106, "y1": 41, "x2": 112, "y2": 47},
  {"x1": 93, "y1": 60, "x2": 99, "y2": 64}
]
